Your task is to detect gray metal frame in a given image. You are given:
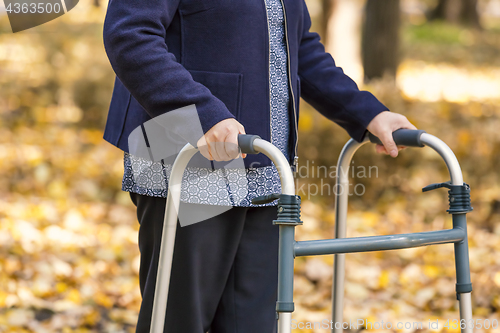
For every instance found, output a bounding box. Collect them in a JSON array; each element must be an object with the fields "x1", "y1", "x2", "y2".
[
  {"x1": 150, "y1": 132, "x2": 473, "y2": 333},
  {"x1": 150, "y1": 144, "x2": 198, "y2": 333},
  {"x1": 329, "y1": 133, "x2": 472, "y2": 333}
]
